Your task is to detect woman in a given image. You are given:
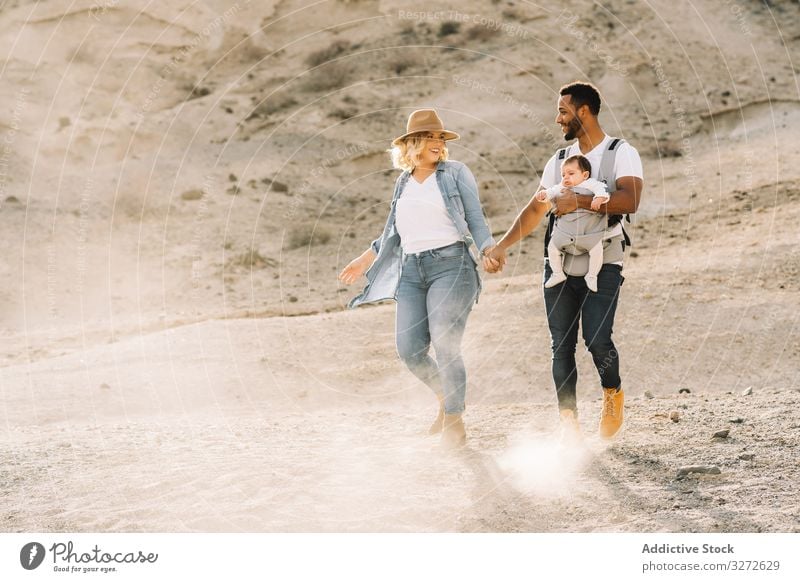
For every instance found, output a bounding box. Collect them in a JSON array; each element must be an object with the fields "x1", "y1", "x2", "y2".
[{"x1": 338, "y1": 109, "x2": 505, "y2": 449}]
